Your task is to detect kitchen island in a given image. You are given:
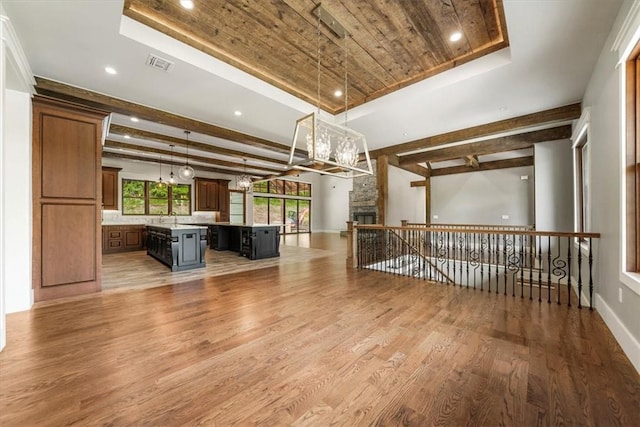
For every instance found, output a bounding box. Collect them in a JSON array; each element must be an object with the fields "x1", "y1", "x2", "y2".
[
  {"x1": 209, "y1": 224, "x2": 280, "y2": 260},
  {"x1": 146, "y1": 224, "x2": 208, "y2": 271}
]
